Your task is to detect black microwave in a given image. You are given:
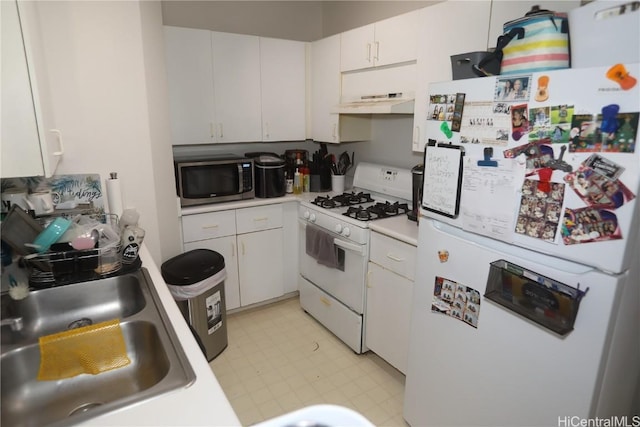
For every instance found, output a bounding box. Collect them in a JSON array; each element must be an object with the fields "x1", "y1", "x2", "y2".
[{"x1": 174, "y1": 154, "x2": 254, "y2": 207}]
